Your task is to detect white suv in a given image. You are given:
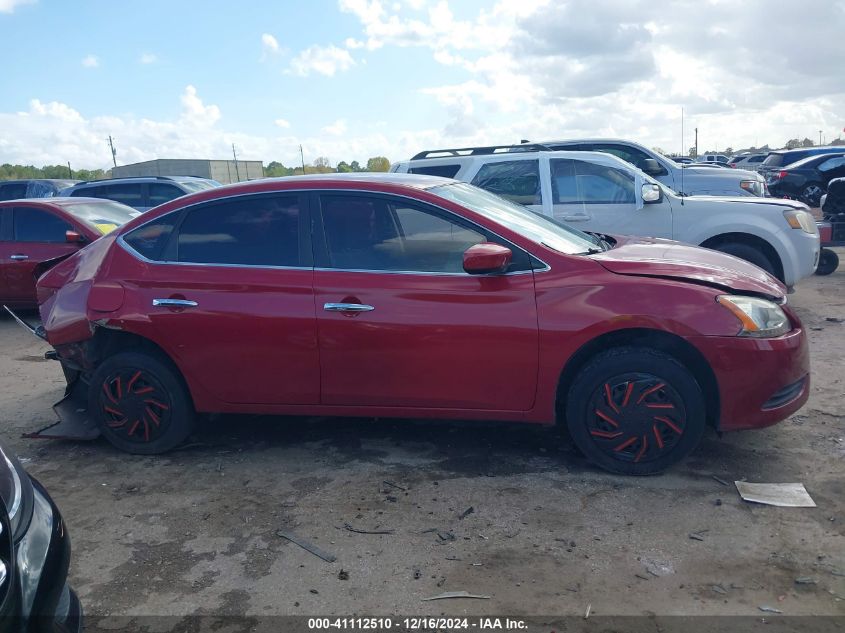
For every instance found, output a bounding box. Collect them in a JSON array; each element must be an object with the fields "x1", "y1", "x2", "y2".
[{"x1": 392, "y1": 146, "x2": 820, "y2": 288}]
